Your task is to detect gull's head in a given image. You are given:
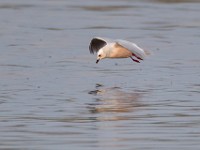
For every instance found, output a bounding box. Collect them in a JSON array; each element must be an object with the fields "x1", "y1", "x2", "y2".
[{"x1": 96, "y1": 49, "x2": 106, "y2": 63}]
